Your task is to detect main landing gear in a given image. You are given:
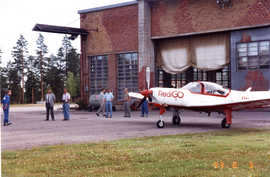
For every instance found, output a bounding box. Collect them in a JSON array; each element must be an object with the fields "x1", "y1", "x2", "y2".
[
  {"x1": 221, "y1": 118, "x2": 231, "y2": 128},
  {"x1": 172, "y1": 109, "x2": 181, "y2": 126},
  {"x1": 221, "y1": 109, "x2": 232, "y2": 129}
]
